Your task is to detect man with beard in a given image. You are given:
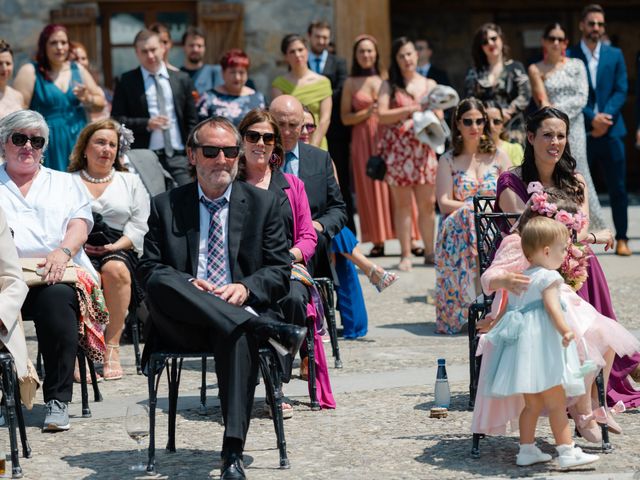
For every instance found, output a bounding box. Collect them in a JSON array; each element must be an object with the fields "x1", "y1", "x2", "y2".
[
  {"x1": 569, "y1": 3, "x2": 630, "y2": 256},
  {"x1": 137, "y1": 116, "x2": 306, "y2": 479},
  {"x1": 180, "y1": 26, "x2": 224, "y2": 96}
]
